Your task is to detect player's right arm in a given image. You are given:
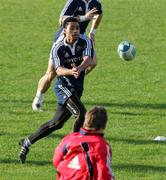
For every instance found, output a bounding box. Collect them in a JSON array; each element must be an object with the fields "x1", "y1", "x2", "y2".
[{"x1": 56, "y1": 66, "x2": 78, "y2": 77}]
